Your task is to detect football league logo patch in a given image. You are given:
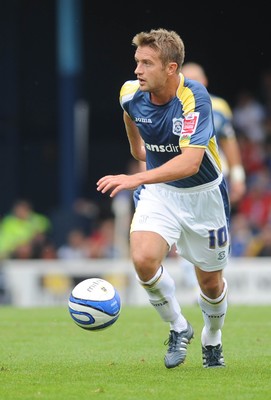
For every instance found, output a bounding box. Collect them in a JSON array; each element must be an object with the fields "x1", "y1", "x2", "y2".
[{"x1": 180, "y1": 112, "x2": 199, "y2": 139}]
